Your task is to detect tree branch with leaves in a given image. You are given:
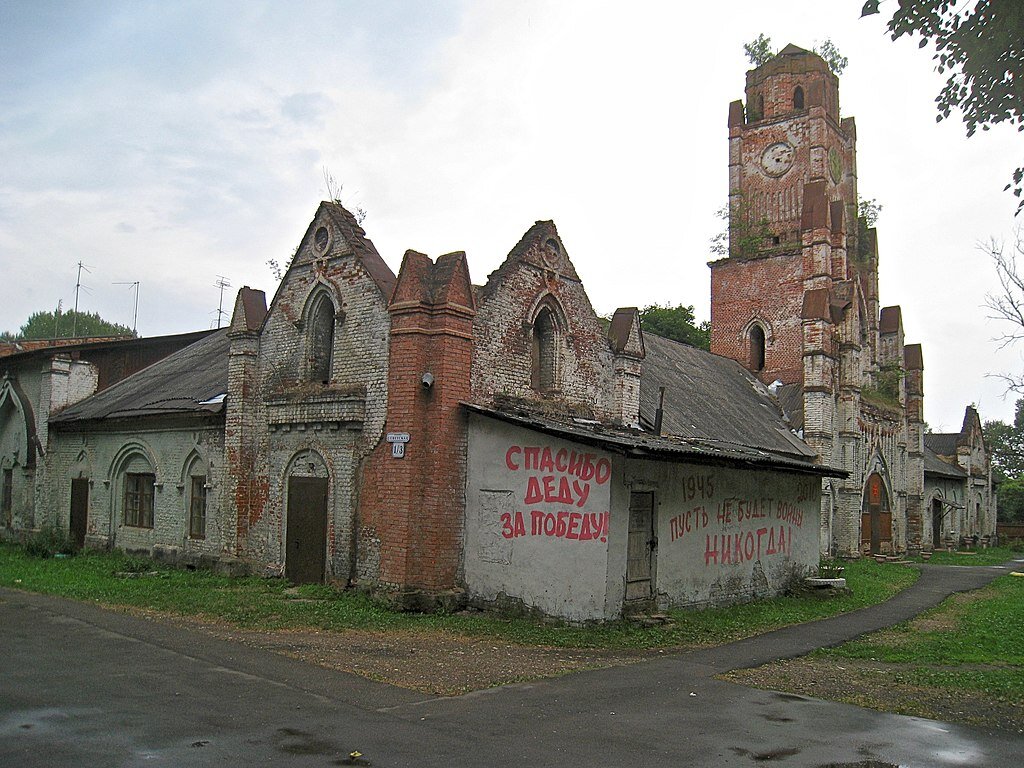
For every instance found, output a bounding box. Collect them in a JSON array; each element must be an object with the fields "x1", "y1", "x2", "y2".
[{"x1": 863, "y1": 0, "x2": 1024, "y2": 213}]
